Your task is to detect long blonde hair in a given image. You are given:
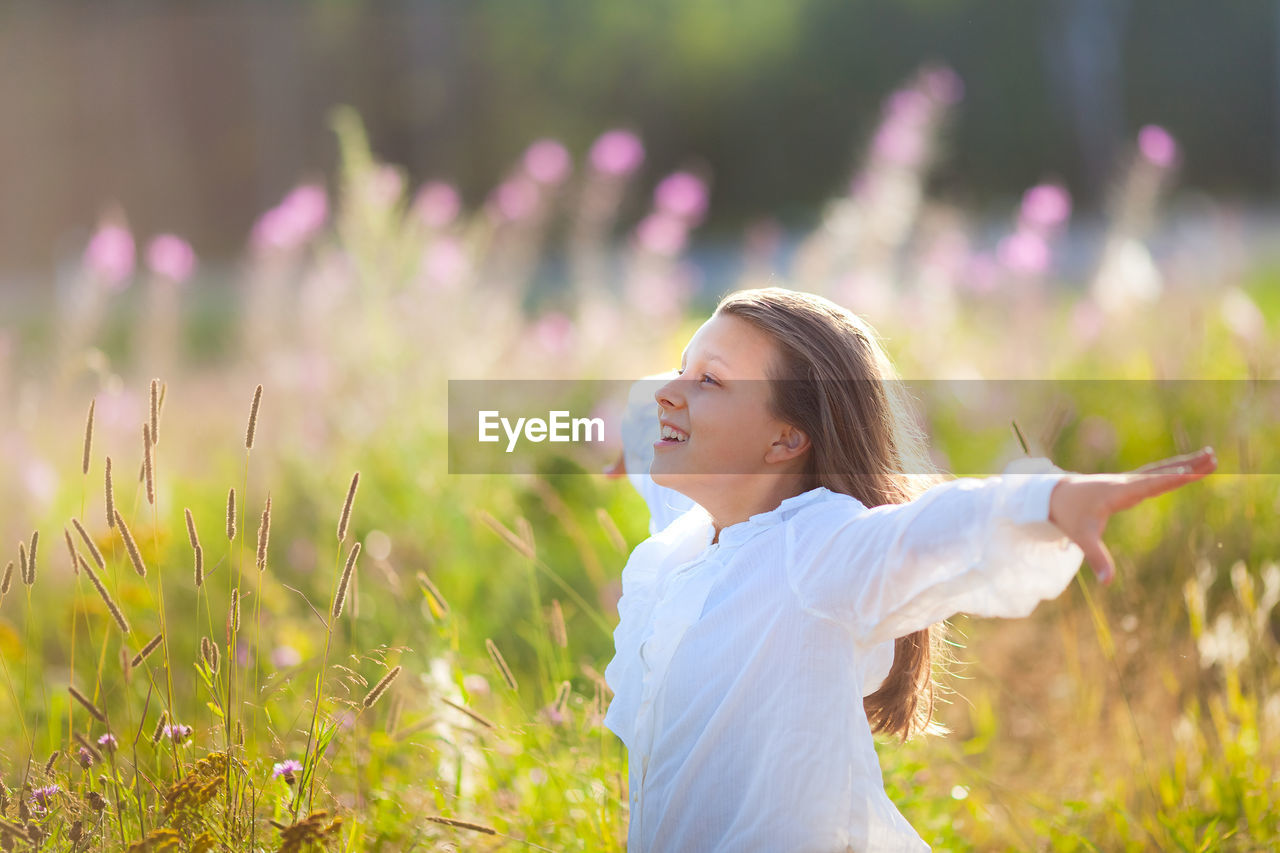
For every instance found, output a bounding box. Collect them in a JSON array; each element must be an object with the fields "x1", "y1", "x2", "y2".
[{"x1": 717, "y1": 286, "x2": 949, "y2": 741}]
